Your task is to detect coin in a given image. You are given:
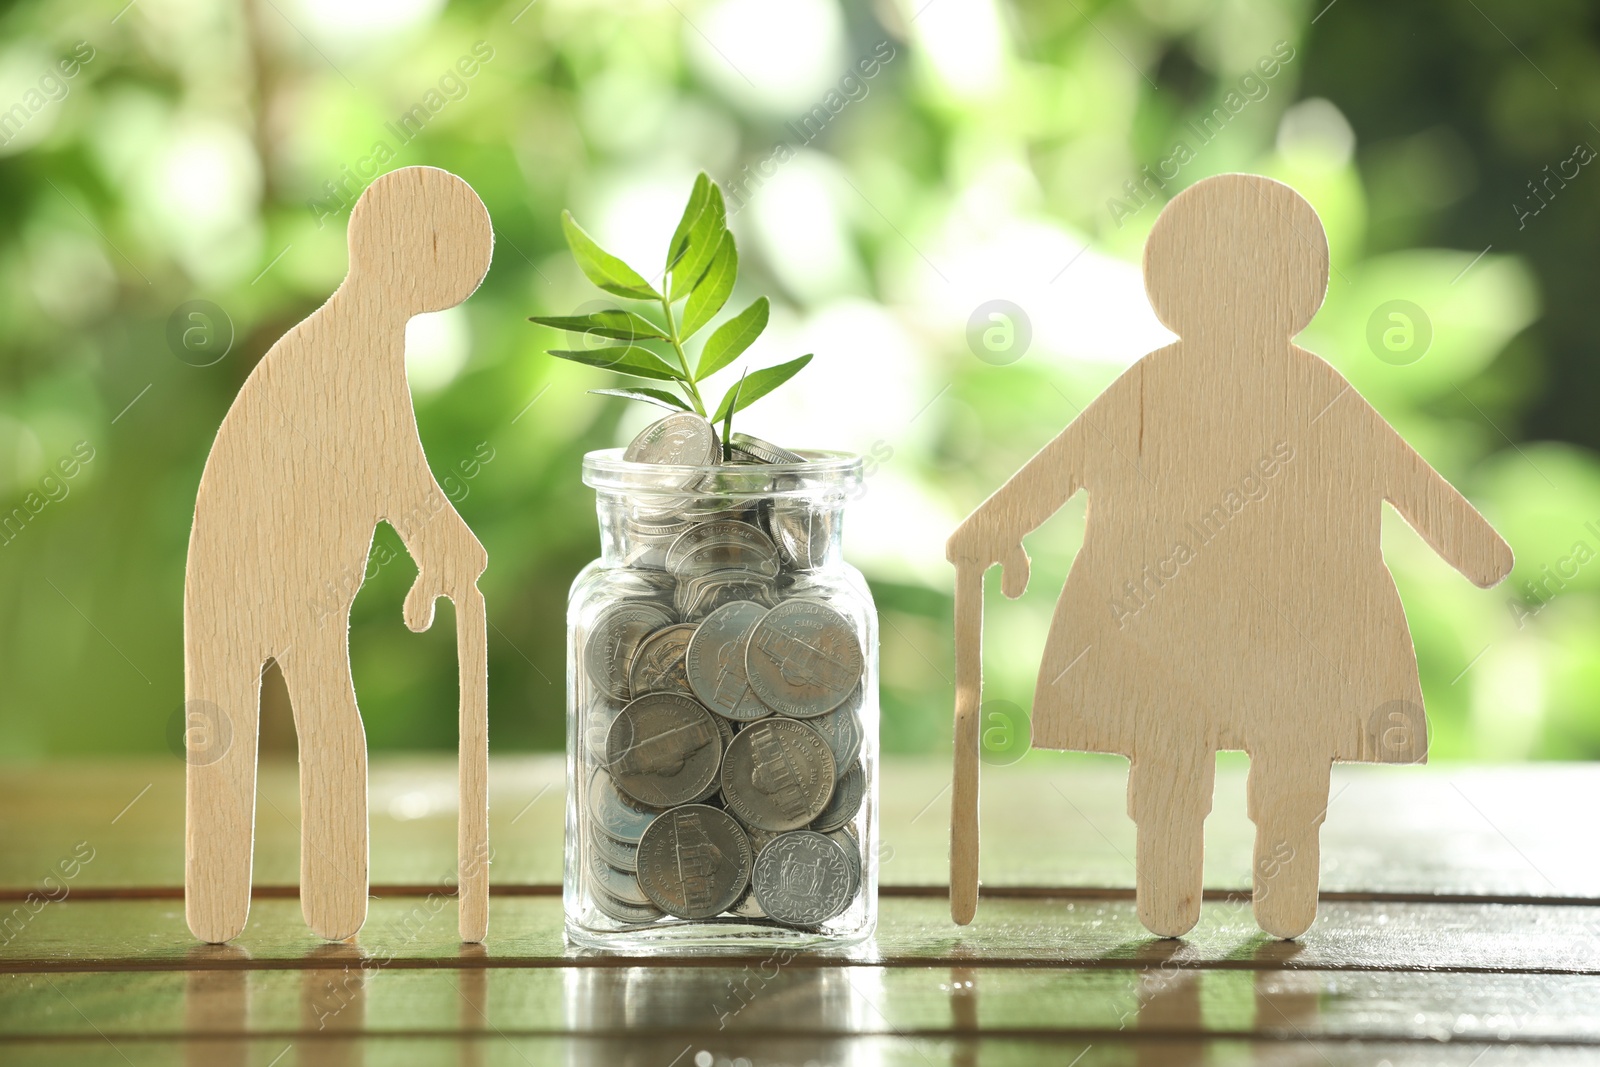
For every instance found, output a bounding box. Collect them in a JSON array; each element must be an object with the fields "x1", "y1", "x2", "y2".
[
  {"x1": 635, "y1": 804, "x2": 753, "y2": 919},
  {"x1": 824, "y1": 826, "x2": 862, "y2": 896},
  {"x1": 624, "y1": 412, "x2": 718, "y2": 467},
  {"x1": 751, "y1": 830, "x2": 853, "y2": 925},
  {"x1": 768, "y1": 499, "x2": 835, "y2": 570},
  {"x1": 665, "y1": 520, "x2": 781, "y2": 578},
  {"x1": 676, "y1": 572, "x2": 776, "y2": 620},
  {"x1": 606, "y1": 693, "x2": 723, "y2": 807},
  {"x1": 589, "y1": 847, "x2": 651, "y2": 906},
  {"x1": 807, "y1": 691, "x2": 863, "y2": 769},
  {"x1": 728, "y1": 432, "x2": 805, "y2": 465},
  {"x1": 584, "y1": 602, "x2": 673, "y2": 702},
  {"x1": 593, "y1": 889, "x2": 663, "y2": 925},
  {"x1": 590, "y1": 823, "x2": 640, "y2": 872},
  {"x1": 720, "y1": 717, "x2": 837, "y2": 831},
  {"x1": 745, "y1": 599, "x2": 863, "y2": 717},
  {"x1": 691, "y1": 712, "x2": 735, "y2": 804},
  {"x1": 628, "y1": 623, "x2": 698, "y2": 698},
  {"x1": 810, "y1": 760, "x2": 865, "y2": 832},
  {"x1": 587, "y1": 767, "x2": 660, "y2": 844},
  {"x1": 728, "y1": 885, "x2": 766, "y2": 919},
  {"x1": 684, "y1": 601, "x2": 773, "y2": 721}
]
